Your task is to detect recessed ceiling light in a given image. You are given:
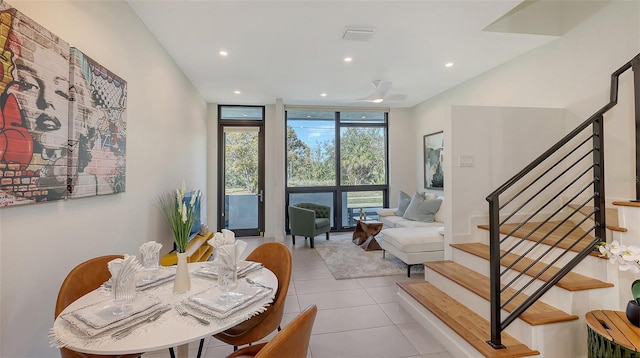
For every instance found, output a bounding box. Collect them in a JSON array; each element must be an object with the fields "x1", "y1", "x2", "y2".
[
  {"x1": 344, "y1": 57, "x2": 352, "y2": 63},
  {"x1": 445, "y1": 62, "x2": 454, "y2": 68},
  {"x1": 372, "y1": 99, "x2": 384, "y2": 103},
  {"x1": 234, "y1": 90, "x2": 241, "y2": 94},
  {"x1": 220, "y1": 51, "x2": 228, "y2": 56},
  {"x1": 320, "y1": 93, "x2": 327, "y2": 97}
]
